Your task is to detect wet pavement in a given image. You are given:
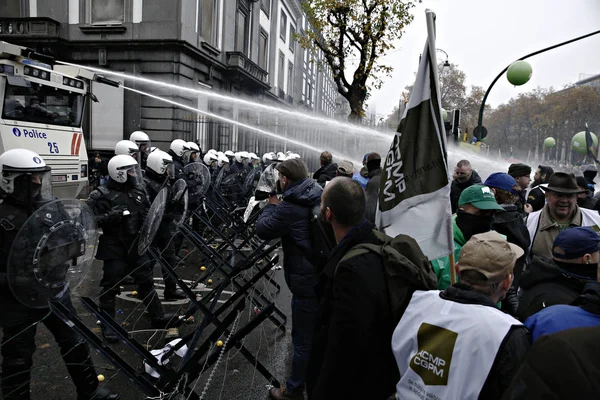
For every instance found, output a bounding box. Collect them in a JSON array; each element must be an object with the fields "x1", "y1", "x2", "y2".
[{"x1": 13, "y1": 241, "x2": 293, "y2": 400}]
